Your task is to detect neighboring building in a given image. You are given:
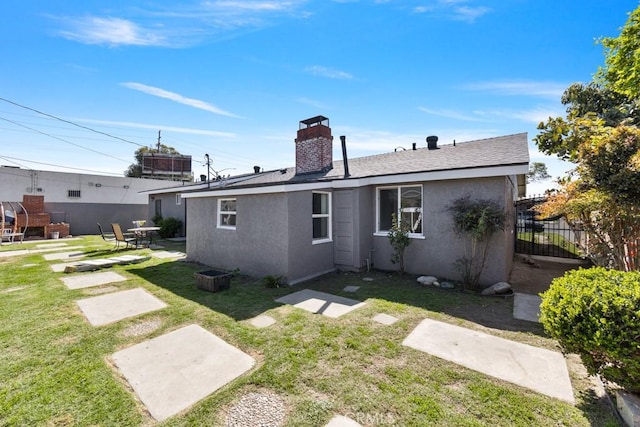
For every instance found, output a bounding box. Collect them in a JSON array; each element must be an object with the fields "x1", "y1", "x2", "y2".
[
  {"x1": 142, "y1": 153, "x2": 193, "y2": 182},
  {"x1": 0, "y1": 167, "x2": 171, "y2": 235},
  {"x1": 178, "y1": 116, "x2": 529, "y2": 285}
]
